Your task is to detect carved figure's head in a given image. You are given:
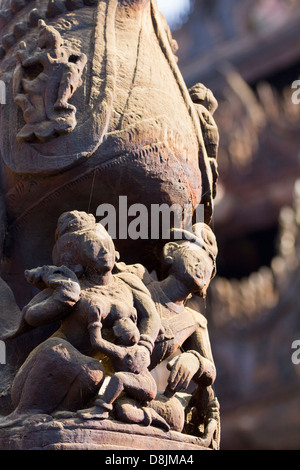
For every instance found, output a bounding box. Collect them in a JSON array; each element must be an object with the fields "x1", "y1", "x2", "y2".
[
  {"x1": 162, "y1": 223, "x2": 218, "y2": 297},
  {"x1": 123, "y1": 346, "x2": 151, "y2": 374},
  {"x1": 52, "y1": 210, "x2": 119, "y2": 276},
  {"x1": 37, "y1": 19, "x2": 63, "y2": 50}
]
